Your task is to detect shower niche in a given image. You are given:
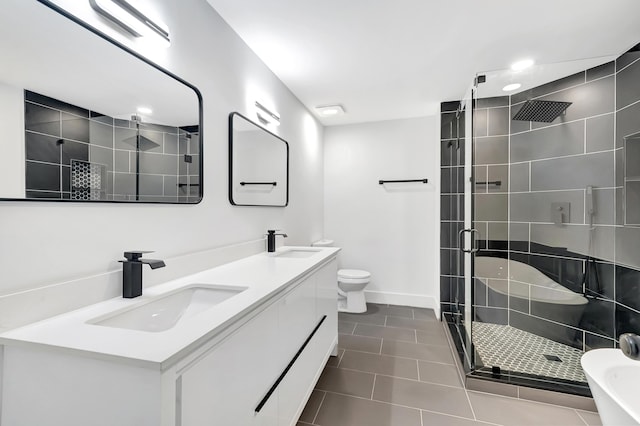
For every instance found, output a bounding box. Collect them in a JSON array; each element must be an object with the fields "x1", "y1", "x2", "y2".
[{"x1": 624, "y1": 131, "x2": 640, "y2": 225}]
